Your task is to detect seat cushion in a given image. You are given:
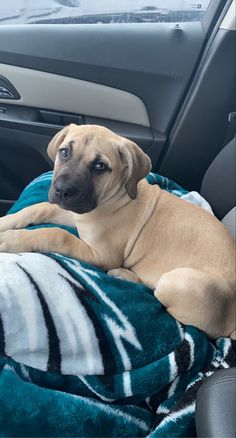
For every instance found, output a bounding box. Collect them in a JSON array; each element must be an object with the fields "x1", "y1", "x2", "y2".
[{"x1": 195, "y1": 368, "x2": 236, "y2": 437}]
